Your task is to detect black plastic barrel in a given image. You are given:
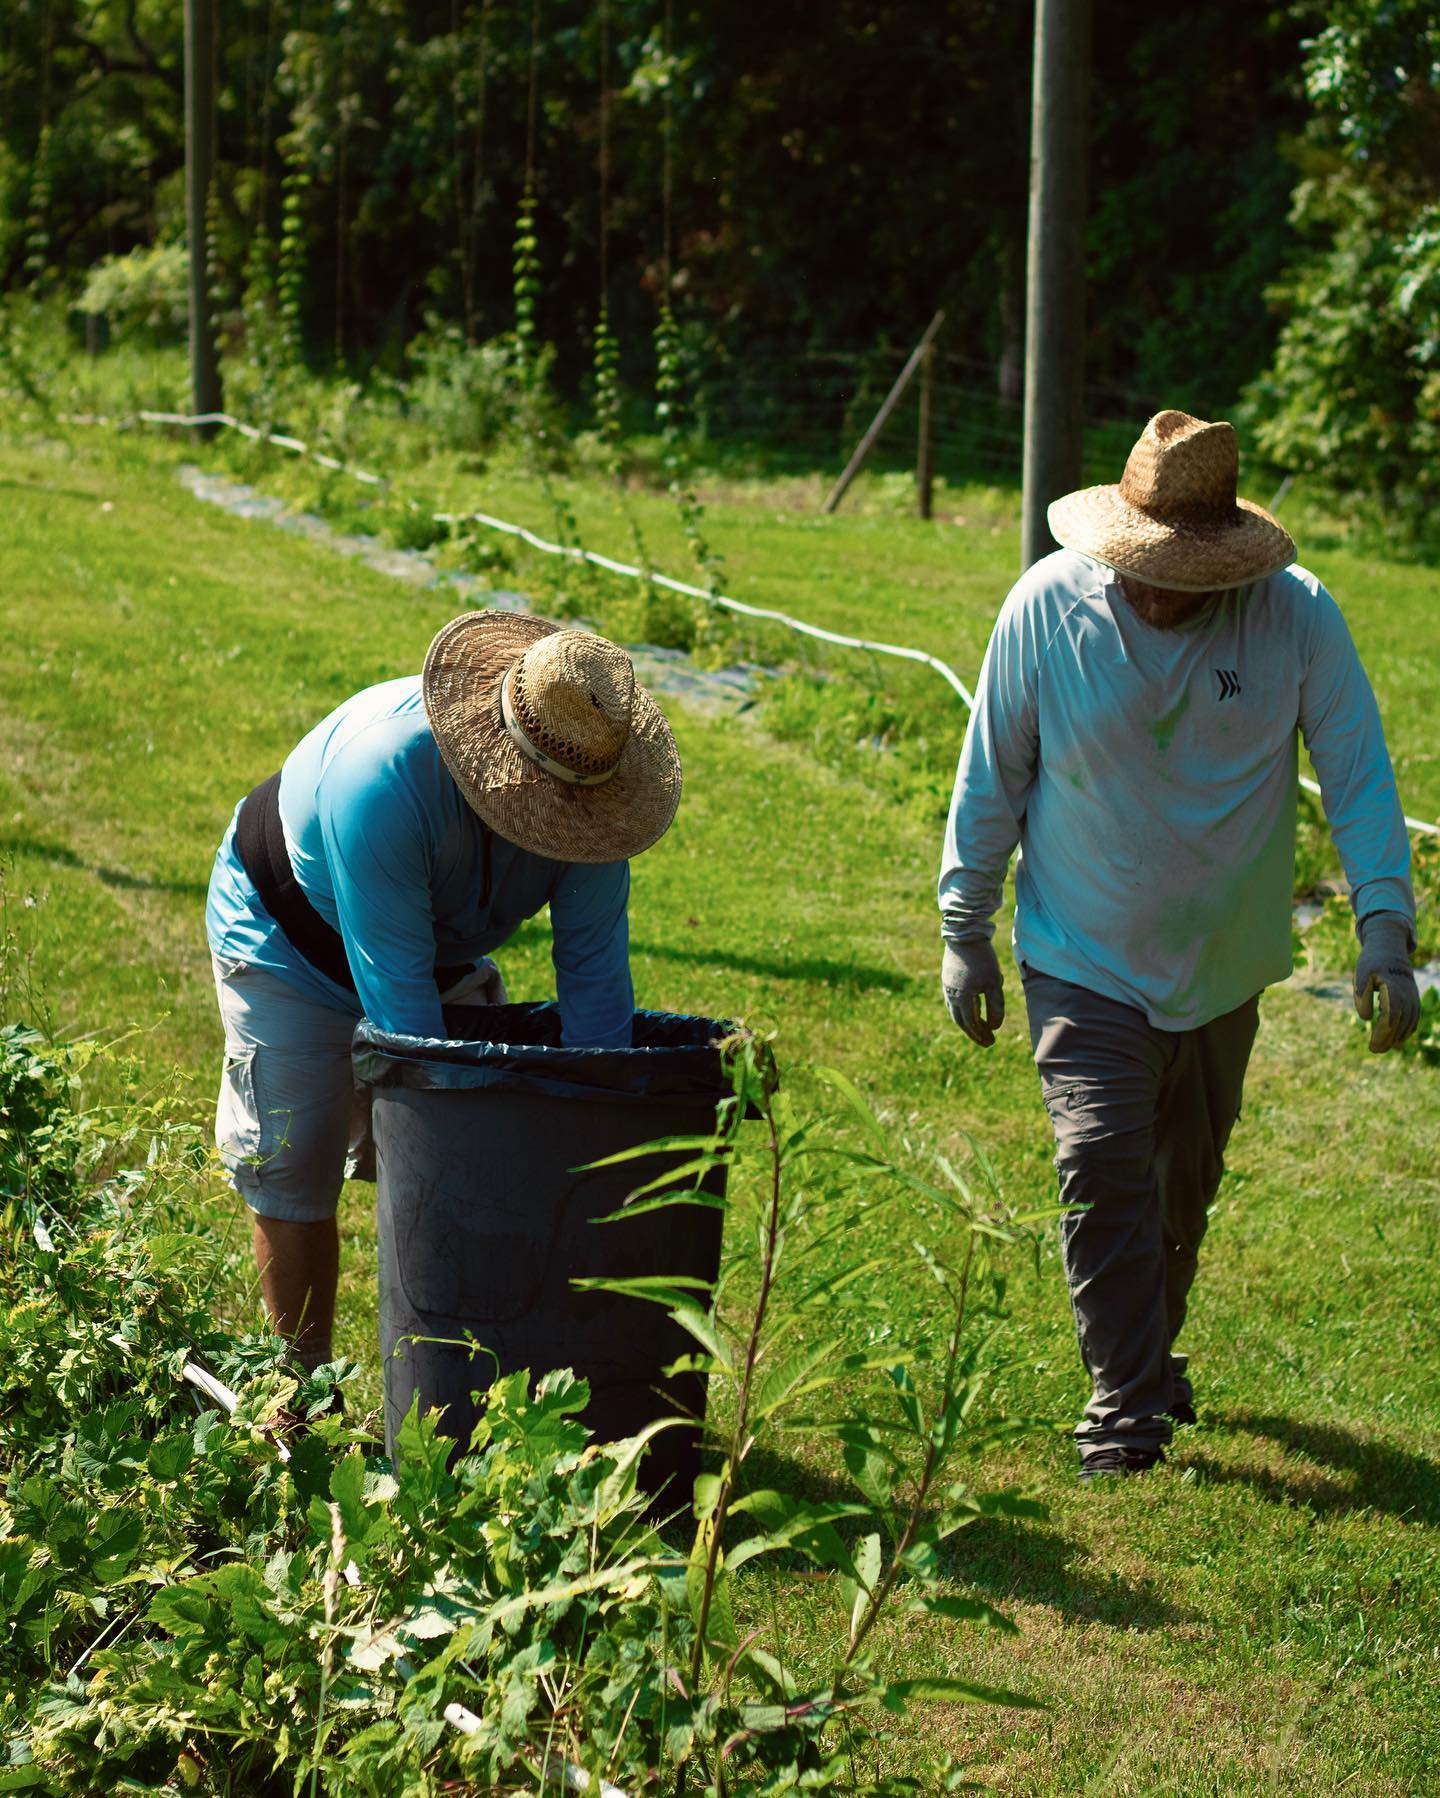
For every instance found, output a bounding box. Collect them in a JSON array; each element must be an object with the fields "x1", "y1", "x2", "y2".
[{"x1": 352, "y1": 1002, "x2": 732, "y2": 1499}]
